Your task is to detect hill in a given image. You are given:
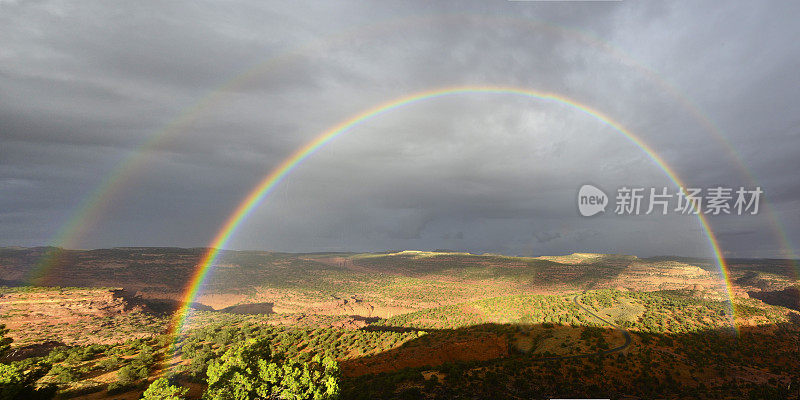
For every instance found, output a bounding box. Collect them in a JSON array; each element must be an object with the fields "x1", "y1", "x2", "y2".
[{"x1": 1, "y1": 248, "x2": 732, "y2": 315}]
